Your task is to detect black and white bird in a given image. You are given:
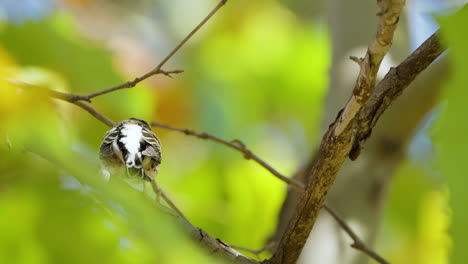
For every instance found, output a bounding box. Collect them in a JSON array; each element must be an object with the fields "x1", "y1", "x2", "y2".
[{"x1": 99, "y1": 118, "x2": 162, "y2": 183}]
